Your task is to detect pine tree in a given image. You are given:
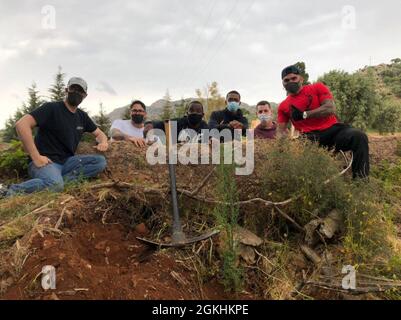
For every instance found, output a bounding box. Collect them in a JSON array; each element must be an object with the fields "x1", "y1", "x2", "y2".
[
  {"x1": 2, "y1": 116, "x2": 18, "y2": 143},
  {"x1": 93, "y1": 103, "x2": 111, "y2": 137},
  {"x1": 23, "y1": 82, "x2": 44, "y2": 113},
  {"x1": 49, "y1": 66, "x2": 66, "y2": 102},
  {"x1": 161, "y1": 90, "x2": 173, "y2": 120},
  {"x1": 2, "y1": 83, "x2": 44, "y2": 142}
]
